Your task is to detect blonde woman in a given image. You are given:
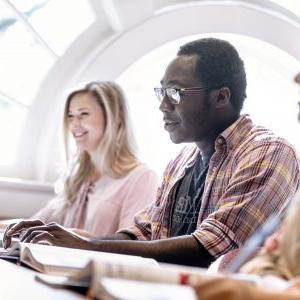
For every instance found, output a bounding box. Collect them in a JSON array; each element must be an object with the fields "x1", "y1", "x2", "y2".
[
  {"x1": 16, "y1": 81, "x2": 158, "y2": 238},
  {"x1": 194, "y1": 276, "x2": 300, "y2": 300}
]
